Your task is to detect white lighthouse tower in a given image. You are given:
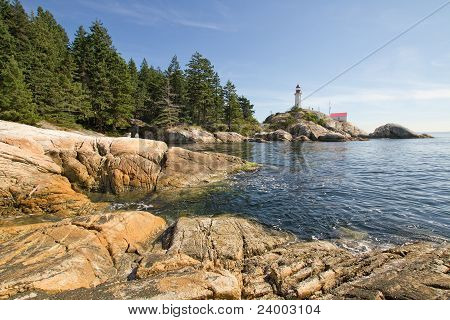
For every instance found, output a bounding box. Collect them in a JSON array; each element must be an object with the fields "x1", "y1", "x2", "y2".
[{"x1": 294, "y1": 84, "x2": 302, "y2": 109}]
